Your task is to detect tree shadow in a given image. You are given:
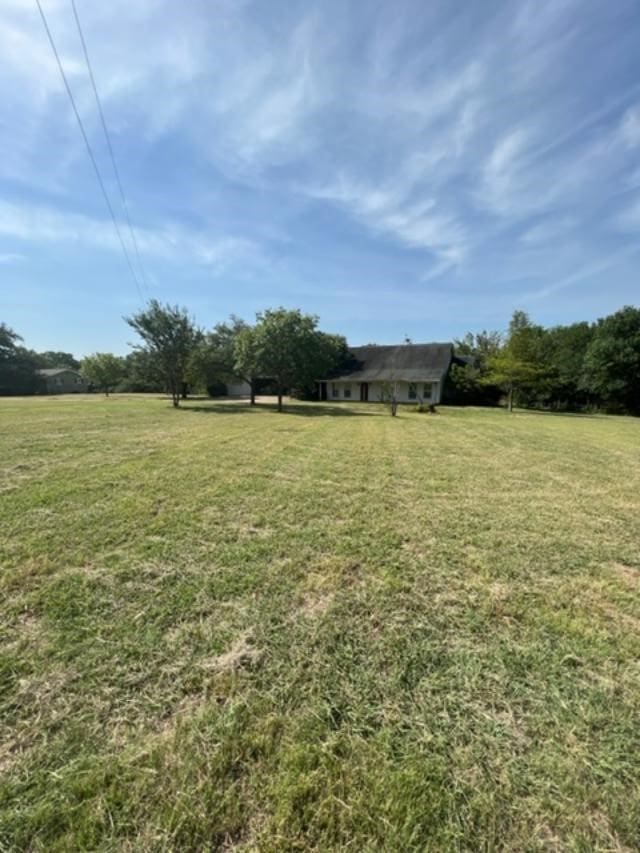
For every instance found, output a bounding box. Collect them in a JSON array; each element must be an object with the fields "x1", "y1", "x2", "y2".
[
  {"x1": 514, "y1": 408, "x2": 611, "y2": 420},
  {"x1": 181, "y1": 402, "x2": 382, "y2": 417}
]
